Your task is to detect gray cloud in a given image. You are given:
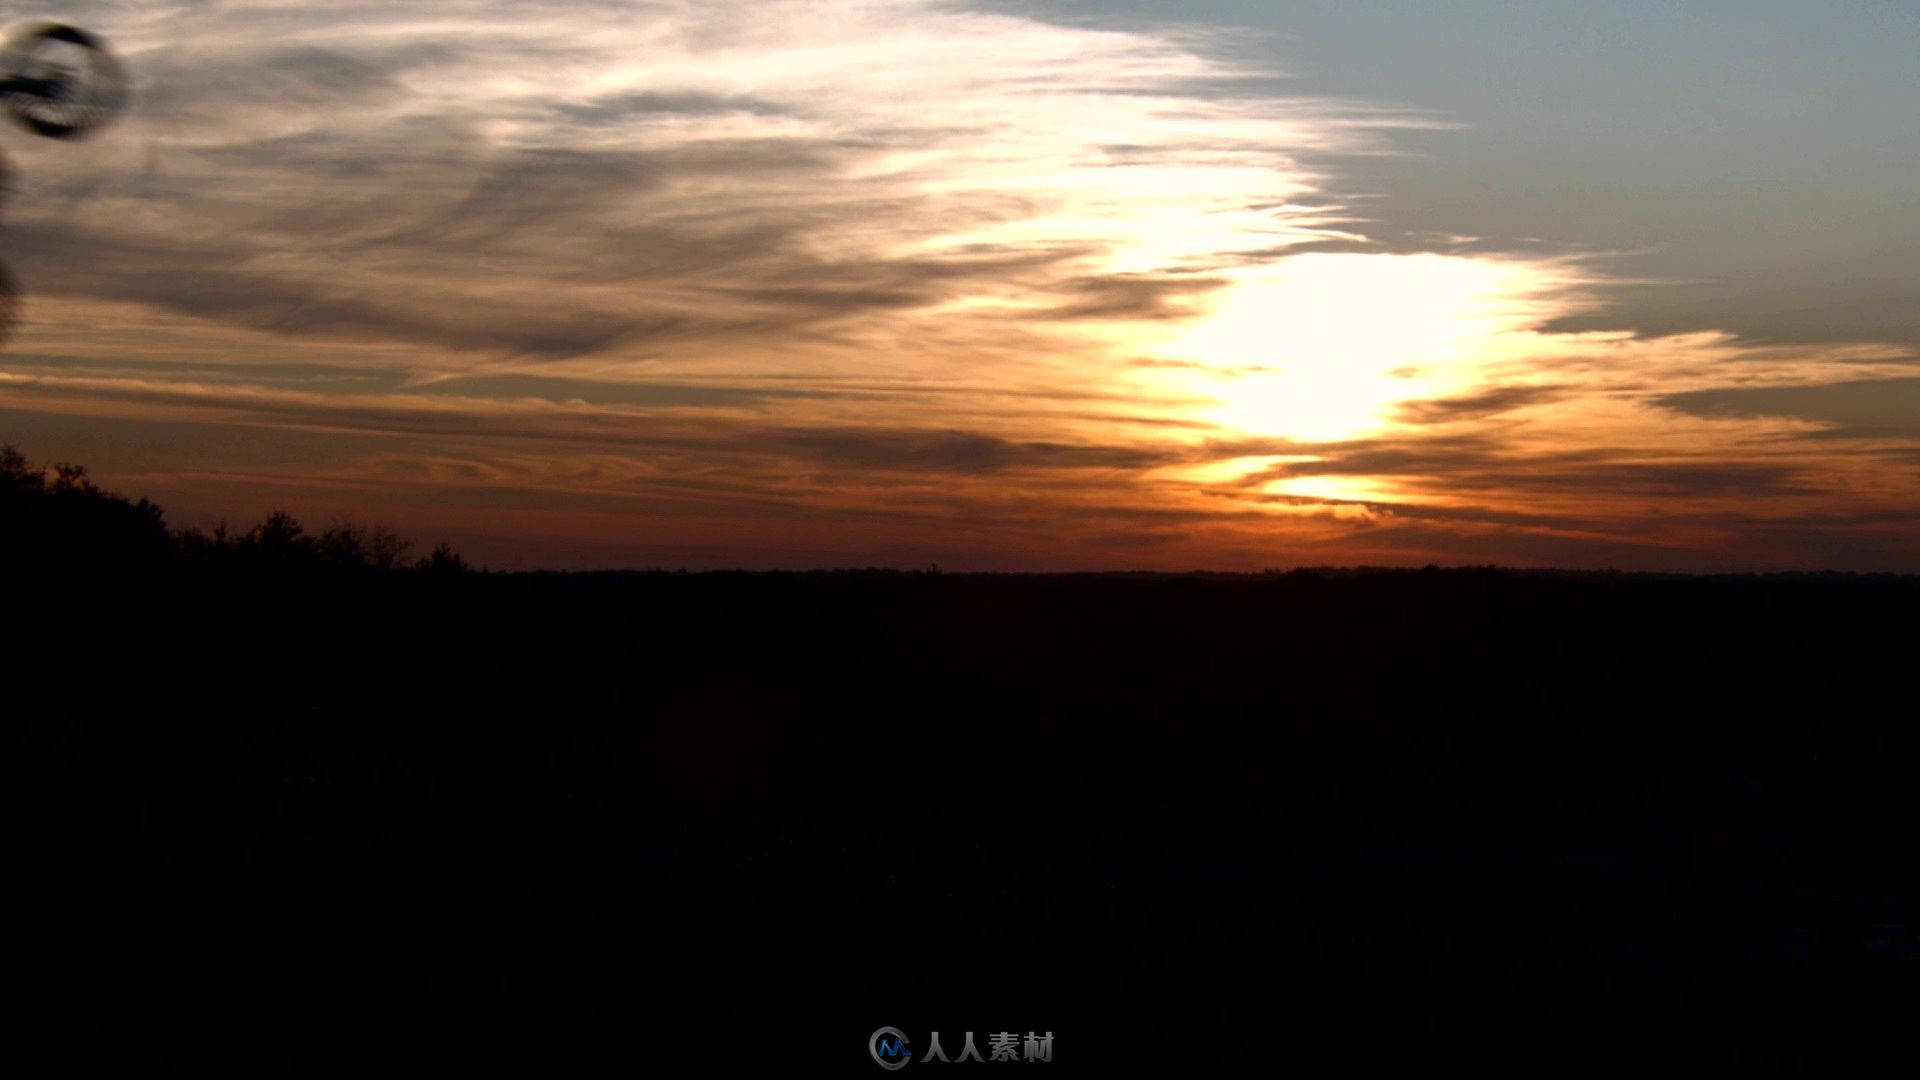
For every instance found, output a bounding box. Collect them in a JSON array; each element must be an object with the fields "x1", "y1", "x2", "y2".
[
  {"x1": 1395, "y1": 384, "x2": 1565, "y2": 424},
  {"x1": 1254, "y1": 436, "x2": 1814, "y2": 499},
  {"x1": 1659, "y1": 378, "x2": 1920, "y2": 442},
  {"x1": 558, "y1": 91, "x2": 799, "y2": 125},
  {"x1": 757, "y1": 428, "x2": 1175, "y2": 474},
  {"x1": 1039, "y1": 273, "x2": 1226, "y2": 321},
  {"x1": 133, "y1": 42, "x2": 419, "y2": 125},
  {"x1": 6, "y1": 220, "x2": 688, "y2": 358},
  {"x1": 410, "y1": 373, "x2": 844, "y2": 408}
]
